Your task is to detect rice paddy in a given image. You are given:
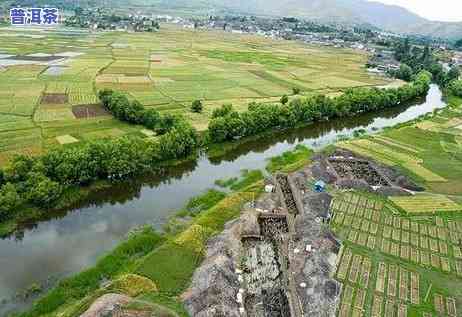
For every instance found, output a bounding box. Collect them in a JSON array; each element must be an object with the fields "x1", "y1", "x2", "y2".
[{"x1": 0, "y1": 24, "x2": 386, "y2": 166}]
